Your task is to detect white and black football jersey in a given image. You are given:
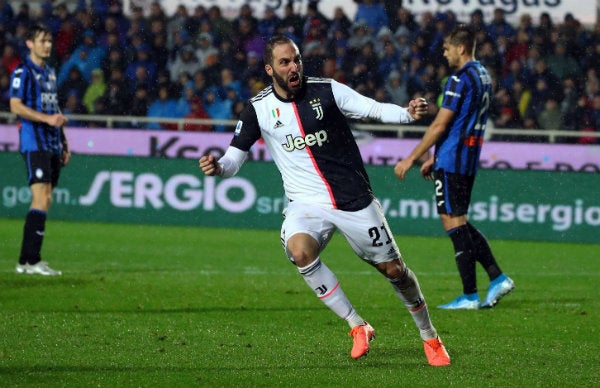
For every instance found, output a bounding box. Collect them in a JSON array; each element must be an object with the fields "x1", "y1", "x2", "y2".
[{"x1": 228, "y1": 77, "x2": 414, "y2": 211}]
